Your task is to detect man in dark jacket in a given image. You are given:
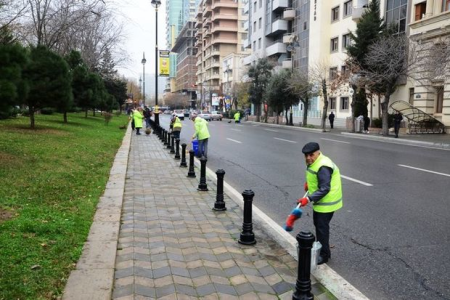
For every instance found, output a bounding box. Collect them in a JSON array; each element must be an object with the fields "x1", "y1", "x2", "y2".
[
  {"x1": 393, "y1": 111, "x2": 403, "y2": 138},
  {"x1": 328, "y1": 111, "x2": 335, "y2": 129}
]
